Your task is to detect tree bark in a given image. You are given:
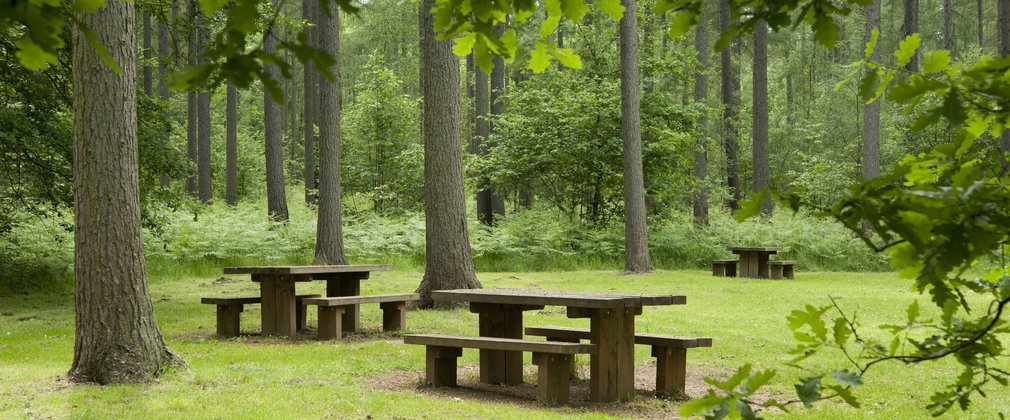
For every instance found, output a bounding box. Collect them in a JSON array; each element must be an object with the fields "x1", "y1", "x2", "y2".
[
  {"x1": 488, "y1": 26, "x2": 507, "y2": 219},
  {"x1": 466, "y1": 53, "x2": 475, "y2": 154},
  {"x1": 265, "y1": 0, "x2": 289, "y2": 221},
  {"x1": 979, "y1": 0, "x2": 985, "y2": 49},
  {"x1": 303, "y1": 0, "x2": 317, "y2": 204},
  {"x1": 69, "y1": 0, "x2": 181, "y2": 384},
  {"x1": 226, "y1": 83, "x2": 239, "y2": 205},
  {"x1": 314, "y1": 1, "x2": 348, "y2": 265},
  {"x1": 1001, "y1": 0, "x2": 1010, "y2": 173},
  {"x1": 943, "y1": 0, "x2": 953, "y2": 53},
  {"x1": 903, "y1": 0, "x2": 918, "y2": 72},
  {"x1": 474, "y1": 57, "x2": 491, "y2": 222},
  {"x1": 620, "y1": 0, "x2": 653, "y2": 273},
  {"x1": 157, "y1": 12, "x2": 171, "y2": 187},
  {"x1": 143, "y1": 12, "x2": 152, "y2": 95},
  {"x1": 414, "y1": 0, "x2": 481, "y2": 308},
  {"x1": 197, "y1": 19, "x2": 212, "y2": 204},
  {"x1": 720, "y1": 0, "x2": 741, "y2": 210},
  {"x1": 752, "y1": 19, "x2": 771, "y2": 215},
  {"x1": 186, "y1": 1, "x2": 198, "y2": 196},
  {"x1": 693, "y1": 1, "x2": 709, "y2": 226},
  {"x1": 864, "y1": 0, "x2": 881, "y2": 183}
]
